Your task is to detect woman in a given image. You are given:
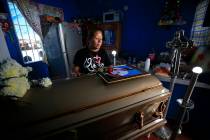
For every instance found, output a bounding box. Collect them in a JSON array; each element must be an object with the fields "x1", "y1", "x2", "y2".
[{"x1": 73, "y1": 28, "x2": 111, "y2": 76}]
